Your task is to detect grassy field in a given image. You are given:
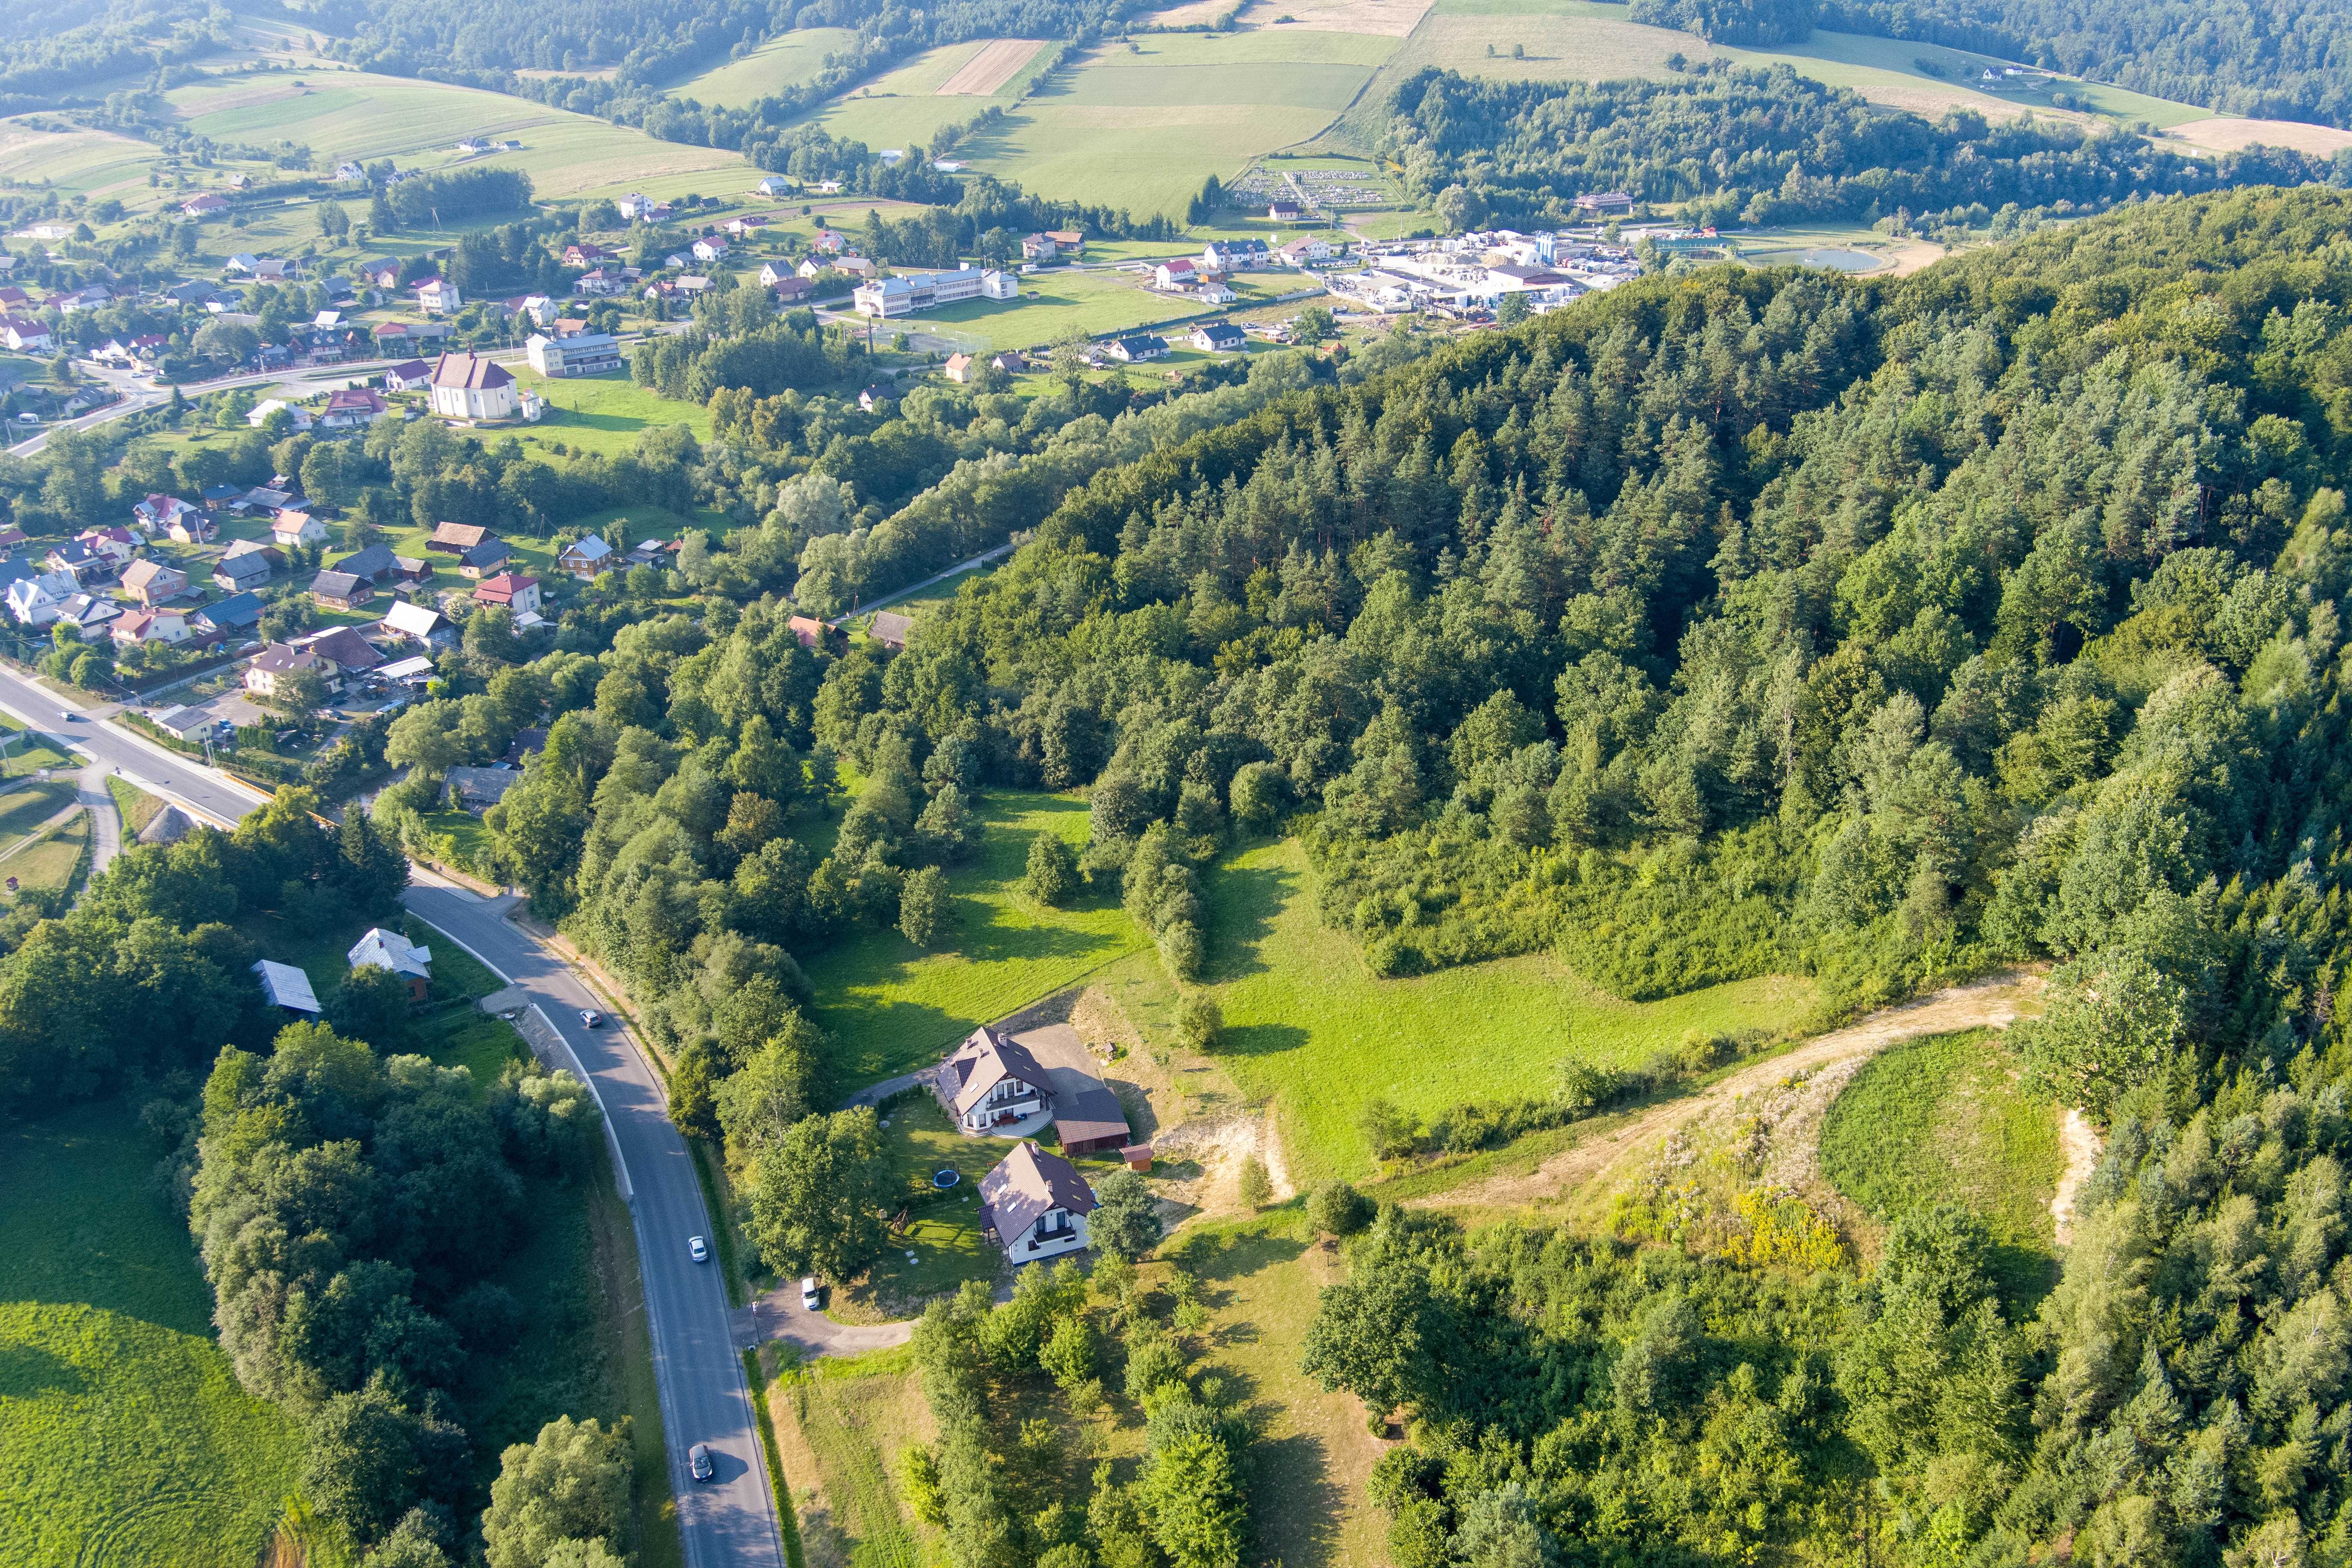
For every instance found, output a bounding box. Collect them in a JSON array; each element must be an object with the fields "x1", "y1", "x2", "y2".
[
  {"x1": 1717, "y1": 28, "x2": 2213, "y2": 127},
  {"x1": 1820, "y1": 1028, "x2": 2063, "y2": 1298},
  {"x1": 1197, "y1": 838, "x2": 1815, "y2": 1184},
  {"x1": 2, "y1": 812, "x2": 91, "y2": 903},
  {"x1": 106, "y1": 778, "x2": 167, "y2": 837},
  {"x1": 0, "y1": 1101, "x2": 307, "y2": 1568},
  {"x1": 799, "y1": 30, "x2": 1400, "y2": 218},
  {"x1": 804, "y1": 791, "x2": 1151, "y2": 1090},
  {"x1": 841, "y1": 1096, "x2": 1006, "y2": 1314},
  {"x1": 669, "y1": 28, "x2": 862, "y2": 106},
  {"x1": 889, "y1": 267, "x2": 1233, "y2": 352},
  {"x1": 0, "y1": 779, "x2": 79, "y2": 857},
  {"x1": 766, "y1": 1345, "x2": 931, "y2": 1568},
  {"x1": 162, "y1": 67, "x2": 744, "y2": 203}
]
